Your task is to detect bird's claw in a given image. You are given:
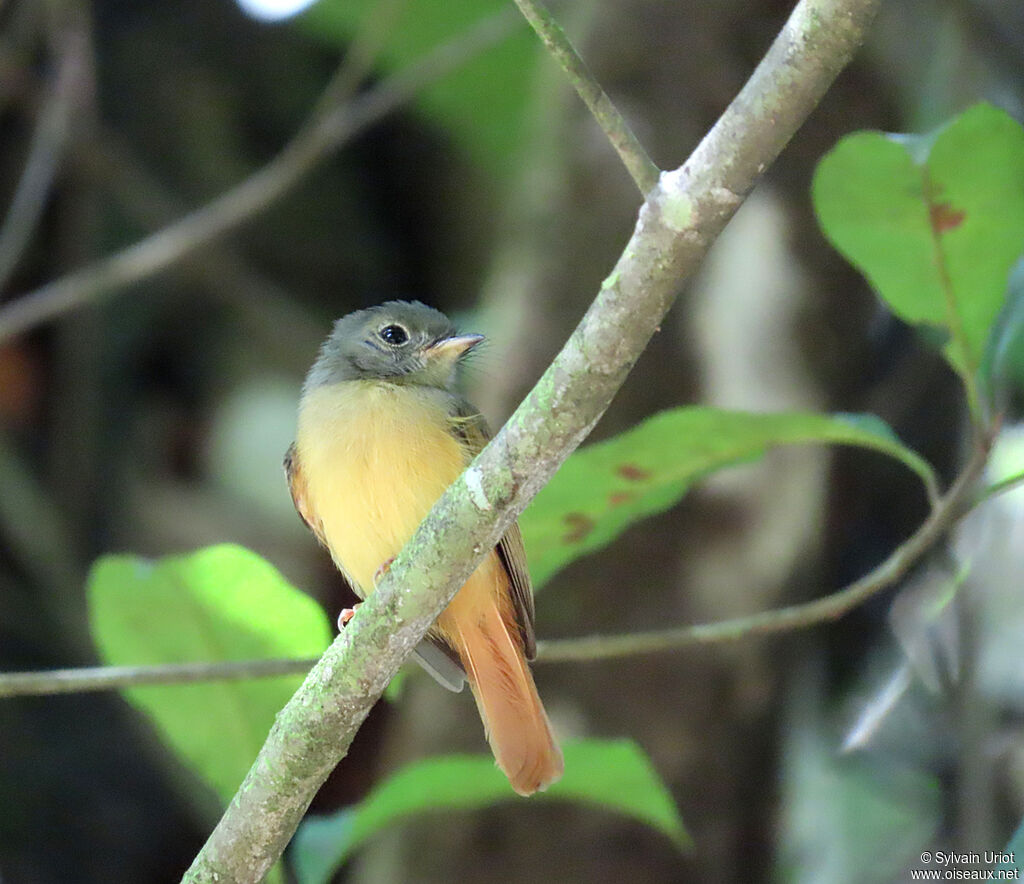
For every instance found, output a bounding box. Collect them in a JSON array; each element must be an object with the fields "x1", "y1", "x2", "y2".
[
  {"x1": 338, "y1": 557, "x2": 396, "y2": 629},
  {"x1": 337, "y1": 604, "x2": 361, "y2": 629}
]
